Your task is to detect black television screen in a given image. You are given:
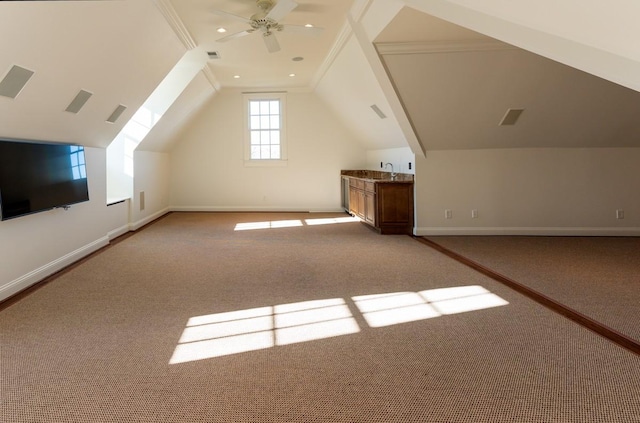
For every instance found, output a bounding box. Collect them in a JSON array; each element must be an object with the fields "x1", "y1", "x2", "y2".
[{"x1": 0, "y1": 138, "x2": 89, "y2": 221}]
